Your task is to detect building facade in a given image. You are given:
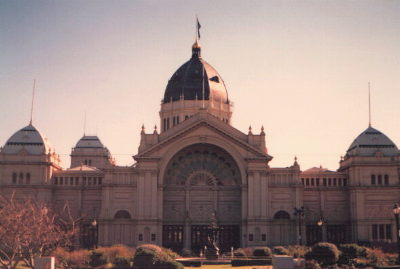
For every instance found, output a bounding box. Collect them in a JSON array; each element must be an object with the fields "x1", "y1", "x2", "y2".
[{"x1": 1, "y1": 41, "x2": 399, "y2": 252}]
